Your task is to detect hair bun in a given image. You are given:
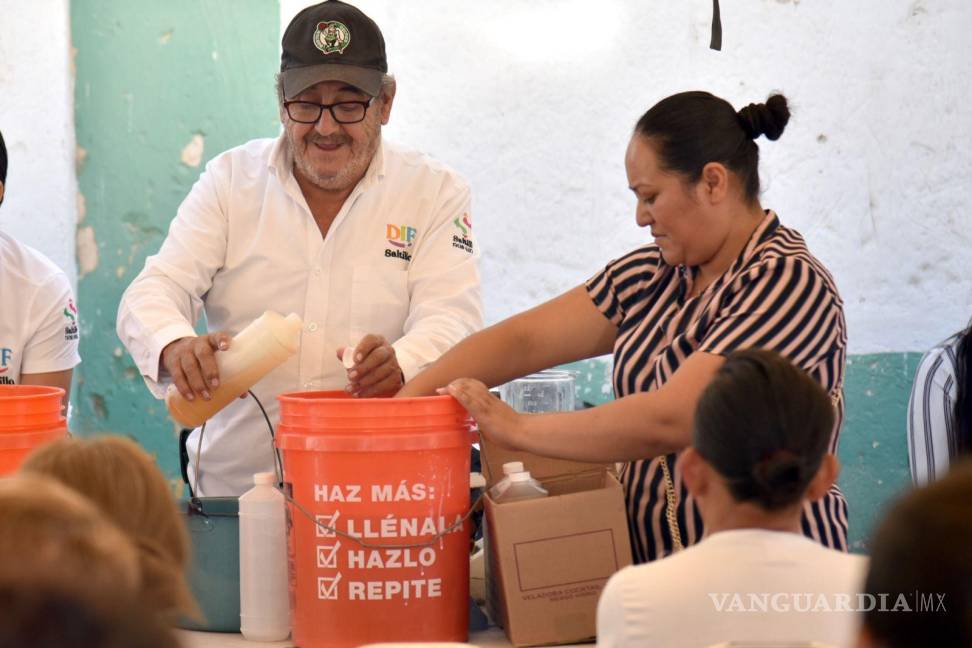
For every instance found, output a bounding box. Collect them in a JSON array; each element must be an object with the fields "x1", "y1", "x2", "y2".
[
  {"x1": 737, "y1": 94, "x2": 790, "y2": 141},
  {"x1": 751, "y1": 448, "x2": 804, "y2": 507}
]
